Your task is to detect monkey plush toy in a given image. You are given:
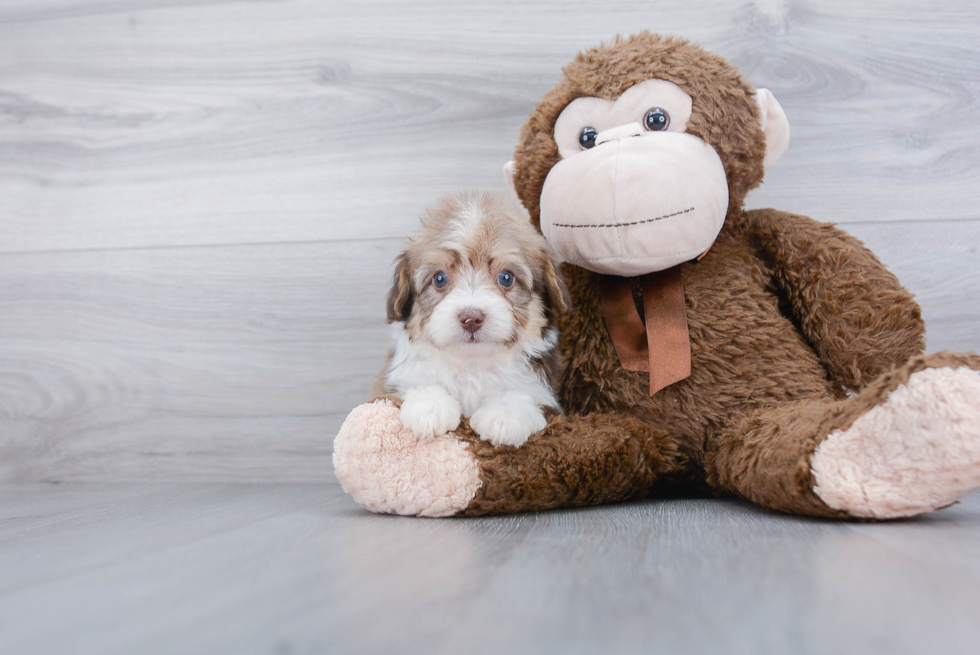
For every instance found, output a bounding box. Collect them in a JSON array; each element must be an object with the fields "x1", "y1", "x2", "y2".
[{"x1": 333, "y1": 33, "x2": 980, "y2": 520}]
